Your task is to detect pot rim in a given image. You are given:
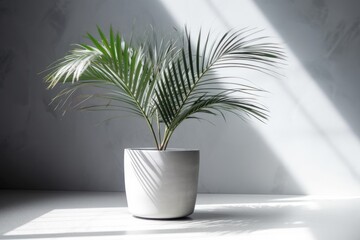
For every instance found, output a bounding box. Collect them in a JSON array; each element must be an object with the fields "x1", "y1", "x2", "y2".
[{"x1": 125, "y1": 148, "x2": 199, "y2": 152}]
